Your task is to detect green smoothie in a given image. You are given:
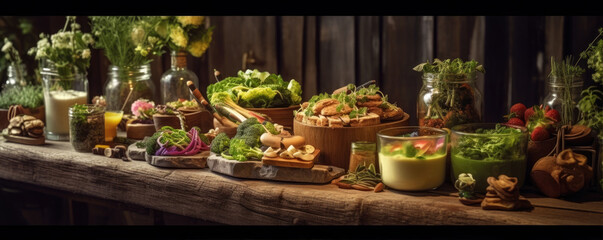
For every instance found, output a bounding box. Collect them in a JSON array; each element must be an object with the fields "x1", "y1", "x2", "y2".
[{"x1": 451, "y1": 154, "x2": 526, "y2": 193}]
